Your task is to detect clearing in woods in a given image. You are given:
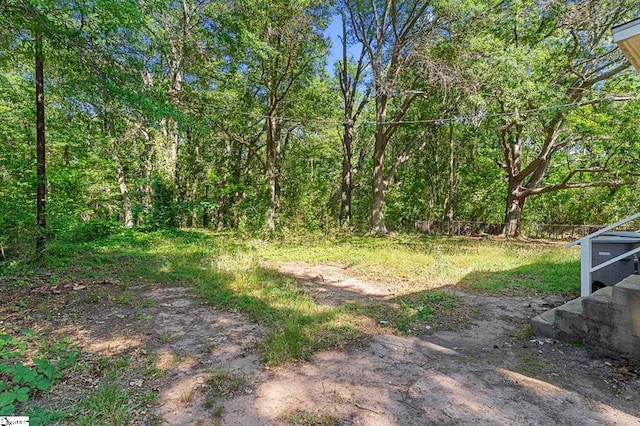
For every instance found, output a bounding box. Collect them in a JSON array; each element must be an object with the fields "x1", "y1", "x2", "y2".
[{"x1": 2, "y1": 233, "x2": 640, "y2": 425}]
